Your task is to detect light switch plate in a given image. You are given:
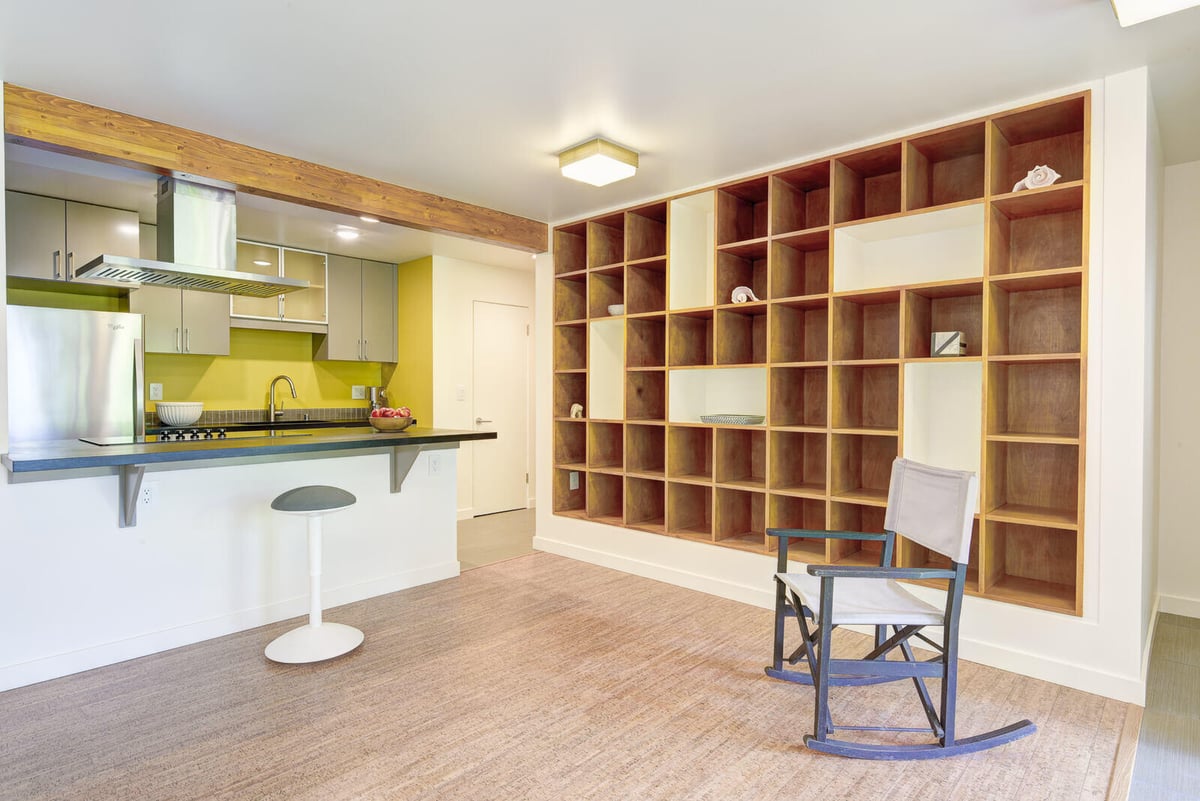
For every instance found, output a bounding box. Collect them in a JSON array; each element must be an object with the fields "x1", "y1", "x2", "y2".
[
  {"x1": 351, "y1": 385, "x2": 366, "y2": 400},
  {"x1": 456, "y1": 385, "x2": 466, "y2": 402},
  {"x1": 149, "y1": 383, "x2": 163, "y2": 401}
]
